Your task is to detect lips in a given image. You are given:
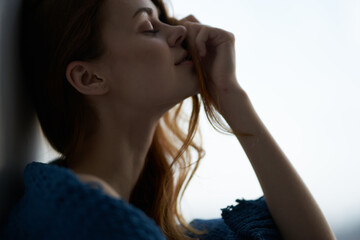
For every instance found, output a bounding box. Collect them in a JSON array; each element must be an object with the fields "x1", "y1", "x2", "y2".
[{"x1": 175, "y1": 51, "x2": 192, "y2": 65}]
